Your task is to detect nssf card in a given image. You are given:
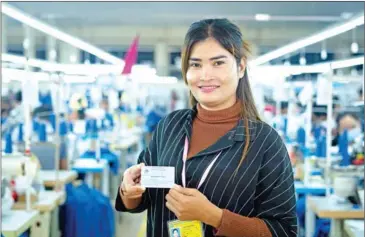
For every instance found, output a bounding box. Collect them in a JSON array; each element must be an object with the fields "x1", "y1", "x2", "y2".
[{"x1": 141, "y1": 166, "x2": 175, "y2": 188}]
